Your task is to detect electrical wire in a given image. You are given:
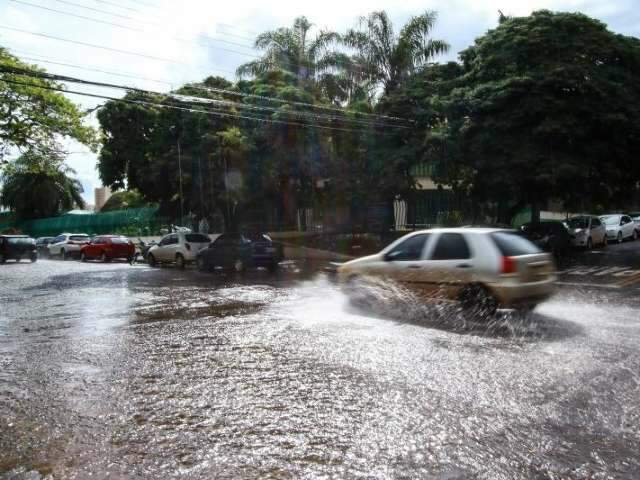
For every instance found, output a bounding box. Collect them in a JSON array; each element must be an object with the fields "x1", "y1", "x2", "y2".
[
  {"x1": 1, "y1": 42, "x2": 411, "y2": 124},
  {"x1": 0, "y1": 65, "x2": 410, "y2": 129},
  {"x1": 0, "y1": 72, "x2": 390, "y2": 133}
]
